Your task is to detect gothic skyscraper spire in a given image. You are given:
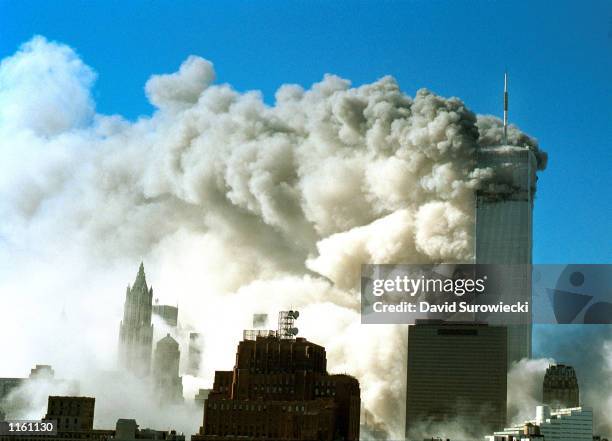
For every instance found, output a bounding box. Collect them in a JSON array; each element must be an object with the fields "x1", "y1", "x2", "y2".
[{"x1": 118, "y1": 262, "x2": 154, "y2": 377}]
